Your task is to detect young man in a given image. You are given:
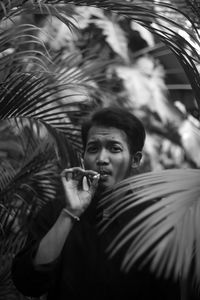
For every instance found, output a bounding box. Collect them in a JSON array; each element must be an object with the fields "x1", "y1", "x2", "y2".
[{"x1": 11, "y1": 106, "x2": 179, "y2": 300}]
